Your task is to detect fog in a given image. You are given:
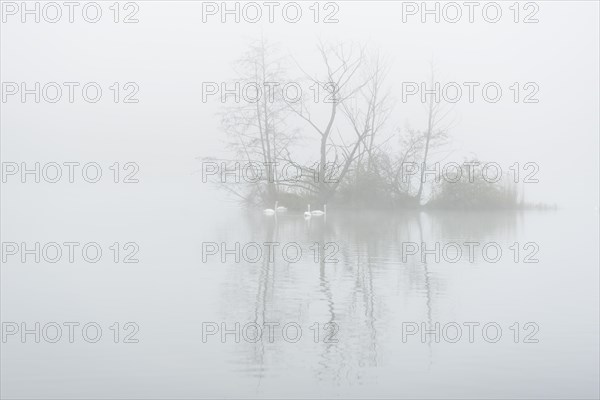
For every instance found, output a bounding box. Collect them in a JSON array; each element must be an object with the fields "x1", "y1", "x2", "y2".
[{"x1": 1, "y1": 1, "x2": 599, "y2": 399}]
